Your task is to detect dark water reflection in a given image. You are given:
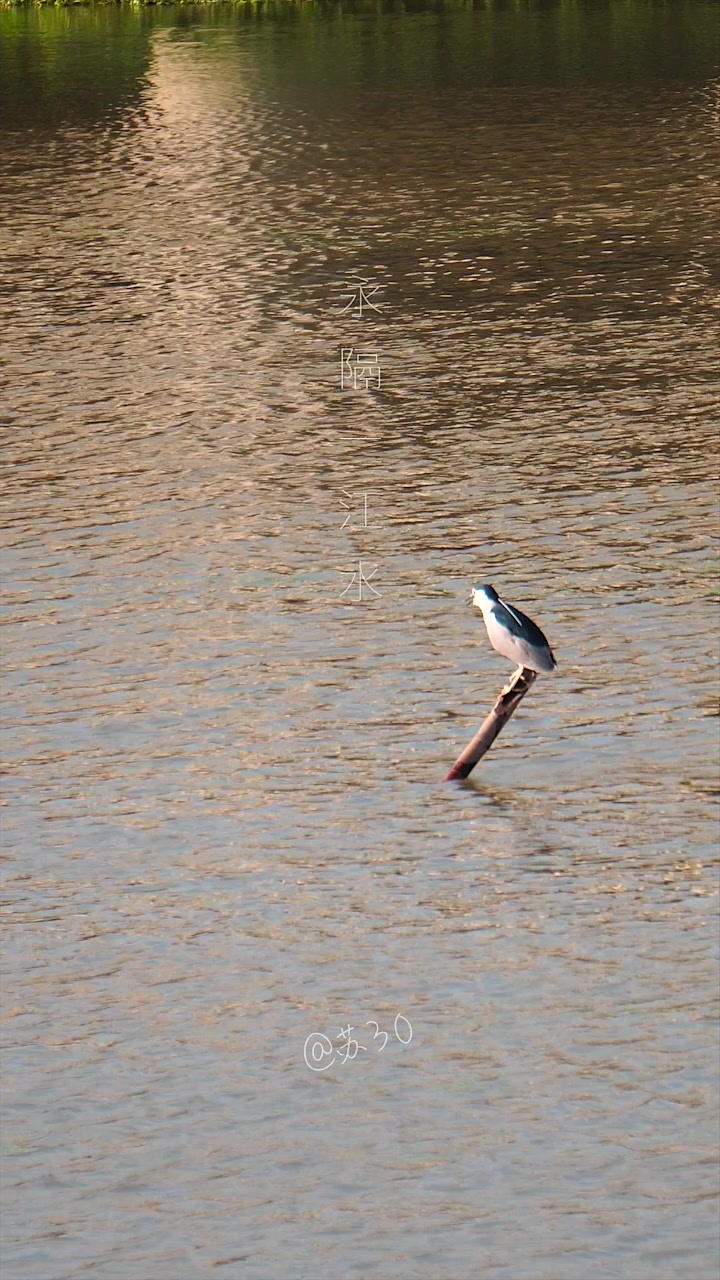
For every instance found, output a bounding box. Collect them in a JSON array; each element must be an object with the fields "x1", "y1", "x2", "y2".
[{"x1": 1, "y1": 4, "x2": 719, "y2": 1279}]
